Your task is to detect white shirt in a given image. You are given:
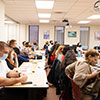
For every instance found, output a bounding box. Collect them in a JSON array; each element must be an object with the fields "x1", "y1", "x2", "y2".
[
  {"x1": 48, "y1": 44, "x2": 53, "y2": 51},
  {"x1": 0, "y1": 60, "x2": 10, "y2": 78}
]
